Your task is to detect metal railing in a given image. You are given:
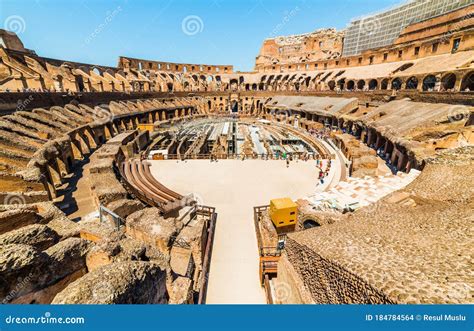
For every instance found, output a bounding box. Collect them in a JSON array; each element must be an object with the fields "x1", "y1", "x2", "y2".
[
  {"x1": 99, "y1": 205, "x2": 125, "y2": 230},
  {"x1": 160, "y1": 152, "x2": 322, "y2": 161},
  {"x1": 197, "y1": 207, "x2": 217, "y2": 304}
]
